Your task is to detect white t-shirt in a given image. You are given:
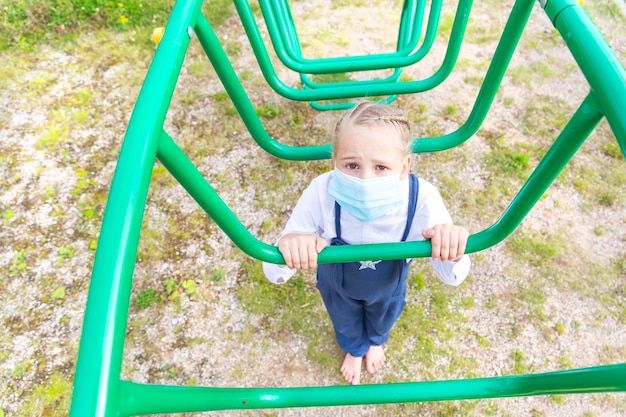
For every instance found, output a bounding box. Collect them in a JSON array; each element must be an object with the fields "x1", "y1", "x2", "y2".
[{"x1": 262, "y1": 172, "x2": 470, "y2": 285}]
